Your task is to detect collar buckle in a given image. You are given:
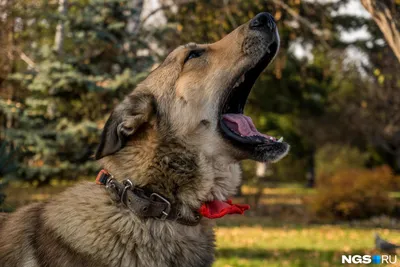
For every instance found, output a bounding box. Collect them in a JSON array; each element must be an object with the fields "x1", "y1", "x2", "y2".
[{"x1": 150, "y1": 192, "x2": 171, "y2": 220}]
